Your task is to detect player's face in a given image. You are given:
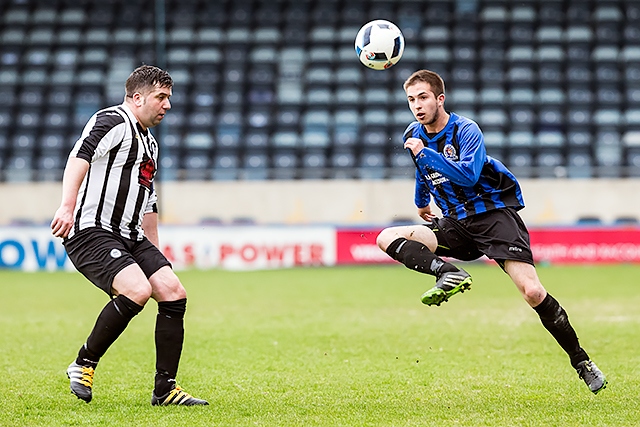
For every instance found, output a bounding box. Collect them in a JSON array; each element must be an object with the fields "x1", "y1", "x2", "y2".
[
  {"x1": 137, "y1": 85, "x2": 172, "y2": 129},
  {"x1": 406, "y1": 82, "x2": 442, "y2": 126}
]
